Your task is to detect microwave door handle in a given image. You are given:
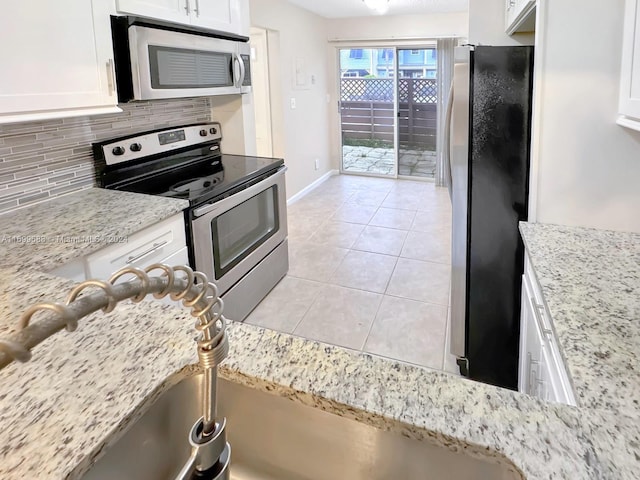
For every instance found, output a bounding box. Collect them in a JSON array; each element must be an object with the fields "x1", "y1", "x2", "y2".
[{"x1": 234, "y1": 54, "x2": 245, "y2": 88}]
